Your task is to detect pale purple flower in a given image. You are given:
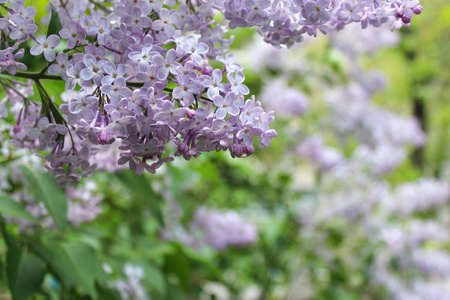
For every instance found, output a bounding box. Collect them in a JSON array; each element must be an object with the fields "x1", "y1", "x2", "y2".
[
  {"x1": 301, "y1": 0, "x2": 332, "y2": 24},
  {"x1": 338, "y1": 1, "x2": 364, "y2": 22},
  {"x1": 175, "y1": 4, "x2": 194, "y2": 29},
  {"x1": 259, "y1": 129, "x2": 277, "y2": 148},
  {"x1": 199, "y1": 69, "x2": 227, "y2": 99},
  {"x1": 87, "y1": 17, "x2": 111, "y2": 45},
  {"x1": 128, "y1": 46, "x2": 154, "y2": 70},
  {"x1": 213, "y1": 93, "x2": 240, "y2": 119},
  {"x1": 131, "y1": 138, "x2": 162, "y2": 157},
  {"x1": 48, "y1": 52, "x2": 69, "y2": 79},
  {"x1": 142, "y1": 0, "x2": 163, "y2": 13},
  {"x1": 10, "y1": 1, "x2": 37, "y2": 19},
  {"x1": 172, "y1": 76, "x2": 202, "y2": 106},
  {"x1": 101, "y1": 61, "x2": 126, "y2": 85},
  {"x1": 216, "y1": 53, "x2": 244, "y2": 73},
  {"x1": 104, "y1": 111, "x2": 134, "y2": 137},
  {"x1": 30, "y1": 34, "x2": 60, "y2": 62},
  {"x1": 0, "y1": 47, "x2": 27, "y2": 75},
  {"x1": 80, "y1": 54, "x2": 104, "y2": 85},
  {"x1": 245, "y1": 0, "x2": 271, "y2": 25},
  {"x1": 9, "y1": 16, "x2": 38, "y2": 40},
  {"x1": 0, "y1": 18, "x2": 9, "y2": 30},
  {"x1": 182, "y1": 35, "x2": 209, "y2": 65},
  {"x1": 59, "y1": 20, "x2": 86, "y2": 49},
  {"x1": 68, "y1": 91, "x2": 98, "y2": 122},
  {"x1": 66, "y1": 62, "x2": 92, "y2": 90},
  {"x1": 151, "y1": 49, "x2": 180, "y2": 80},
  {"x1": 121, "y1": 6, "x2": 152, "y2": 34},
  {"x1": 237, "y1": 123, "x2": 263, "y2": 146},
  {"x1": 227, "y1": 71, "x2": 249, "y2": 95},
  {"x1": 154, "y1": 100, "x2": 188, "y2": 128},
  {"x1": 152, "y1": 8, "x2": 178, "y2": 37},
  {"x1": 240, "y1": 99, "x2": 264, "y2": 123},
  {"x1": 212, "y1": 115, "x2": 239, "y2": 136},
  {"x1": 27, "y1": 117, "x2": 53, "y2": 141}
]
